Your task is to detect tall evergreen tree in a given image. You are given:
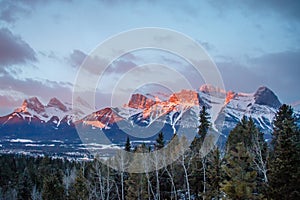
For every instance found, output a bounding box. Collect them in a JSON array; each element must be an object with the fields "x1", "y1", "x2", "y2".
[
  {"x1": 190, "y1": 105, "x2": 211, "y2": 199},
  {"x1": 69, "y1": 169, "x2": 88, "y2": 200},
  {"x1": 125, "y1": 145, "x2": 150, "y2": 200},
  {"x1": 198, "y1": 106, "x2": 211, "y2": 144},
  {"x1": 155, "y1": 132, "x2": 165, "y2": 150},
  {"x1": 247, "y1": 117, "x2": 268, "y2": 196},
  {"x1": 125, "y1": 136, "x2": 131, "y2": 152},
  {"x1": 17, "y1": 168, "x2": 32, "y2": 200},
  {"x1": 42, "y1": 170, "x2": 65, "y2": 200},
  {"x1": 206, "y1": 147, "x2": 222, "y2": 200},
  {"x1": 221, "y1": 142, "x2": 258, "y2": 199},
  {"x1": 226, "y1": 116, "x2": 268, "y2": 197},
  {"x1": 268, "y1": 104, "x2": 300, "y2": 199},
  {"x1": 226, "y1": 116, "x2": 250, "y2": 151},
  {"x1": 154, "y1": 131, "x2": 171, "y2": 199}
]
